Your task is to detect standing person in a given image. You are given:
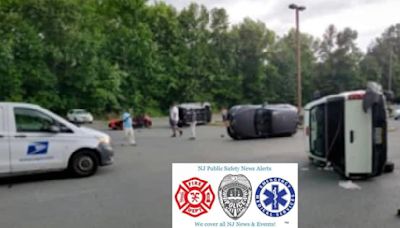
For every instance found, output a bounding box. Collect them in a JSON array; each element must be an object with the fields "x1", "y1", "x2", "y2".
[
  {"x1": 169, "y1": 102, "x2": 182, "y2": 137},
  {"x1": 220, "y1": 107, "x2": 229, "y2": 138},
  {"x1": 122, "y1": 109, "x2": 136, "y2": 145},
  {"x1": 189, "y1": 109, "x2": 197, "y2": 140}
]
